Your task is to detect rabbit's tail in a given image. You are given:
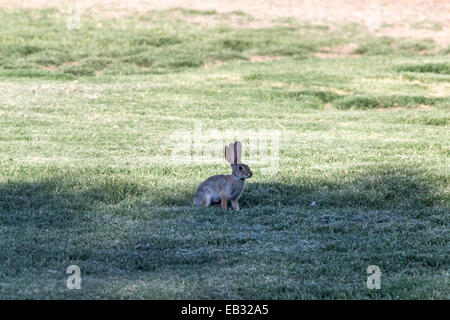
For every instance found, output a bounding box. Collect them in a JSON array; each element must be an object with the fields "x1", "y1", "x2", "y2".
[{"x1": 193, "y1": 196, "x2": 200, "y2": 206}]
